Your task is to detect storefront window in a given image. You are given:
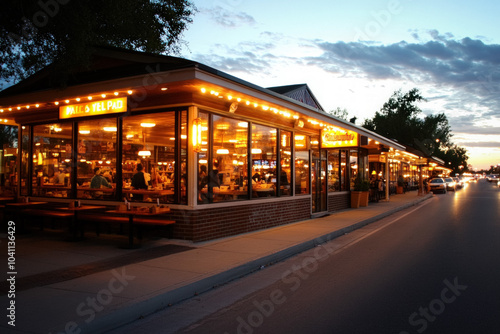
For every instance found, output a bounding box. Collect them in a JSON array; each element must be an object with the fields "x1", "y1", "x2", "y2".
[
  {"x1": 32, "y1": 123, "x2": 73, "y2": 198},
  {"x1": 358, "y1": 149, "x2": 368, "y2": 181},
  {"x1": 197, "y1": 112, "x2": 210, "y2": 203},
  {"x1": 77, "y1": 118, "x2": 117, "y2": 200},
  {"x1": 122, "y1": 112, "x2": 177, "y2": 203},
  {"x1": 20, "y1": 126, "x2": 30, "y2": 196},
  {"x1": 279, "y1": 130, "x2": 292, "y2": 196},
  {"x1": 389, "y1": 159, "x2": 400, "y2": 193},
  {"x1": 328, "y1": 150, "x2": 340, "y2": 192},
  {"x1": 349, "y1": 150, "x2": 358, "y2": 190},
  {"x1": 295, "y1": 134, "x2": 310, "y2": 195},
  {"x1": 1, "y1": 149, "x2": 18, "y2": 195},
  {"x1": 340, "y1": 150, "x2": 348, "y2": 191},
  {"x1": 179, "y1": 110, "x2": 188, "y2": 204},
  {"x1": 202, "y1": 115, "x2": 249, "y2": 202},
  {"x1": 0, "y1": 125, "x2": 19, "y2": 196},
  {"x1": 251, "y1": 124, "x2": 277, "y2": 198}
]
